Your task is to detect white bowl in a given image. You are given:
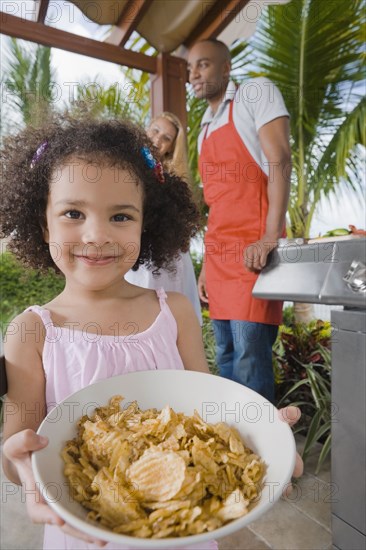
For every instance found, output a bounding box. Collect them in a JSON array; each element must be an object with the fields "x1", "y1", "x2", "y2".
[{"x1": 32, "y1": 370, "x2": 296, "y2": 548}]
